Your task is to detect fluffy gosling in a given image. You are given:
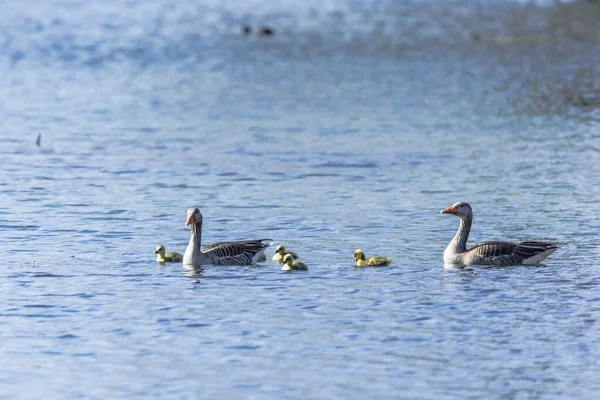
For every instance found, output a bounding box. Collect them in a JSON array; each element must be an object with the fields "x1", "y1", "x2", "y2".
[
  {"x1": 272, "y1": 245, "x2": 298, "y2": 262},
  {"x1": 281, "y1": 253, "x2": 308, "y2": 271},
  {"x1": 155, "y1": 245, "x2": 183, "y2": 263},
  {"x1": 353, "y1": 249, "x2": 391, "y2": 267}
]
